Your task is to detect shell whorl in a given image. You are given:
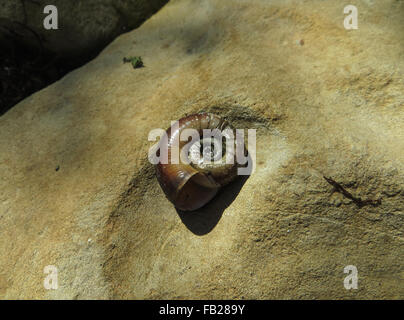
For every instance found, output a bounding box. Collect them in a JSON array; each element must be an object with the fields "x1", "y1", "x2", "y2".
[{"x1": 155, "y1": 112, "x2": 240, "y2": 211}]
